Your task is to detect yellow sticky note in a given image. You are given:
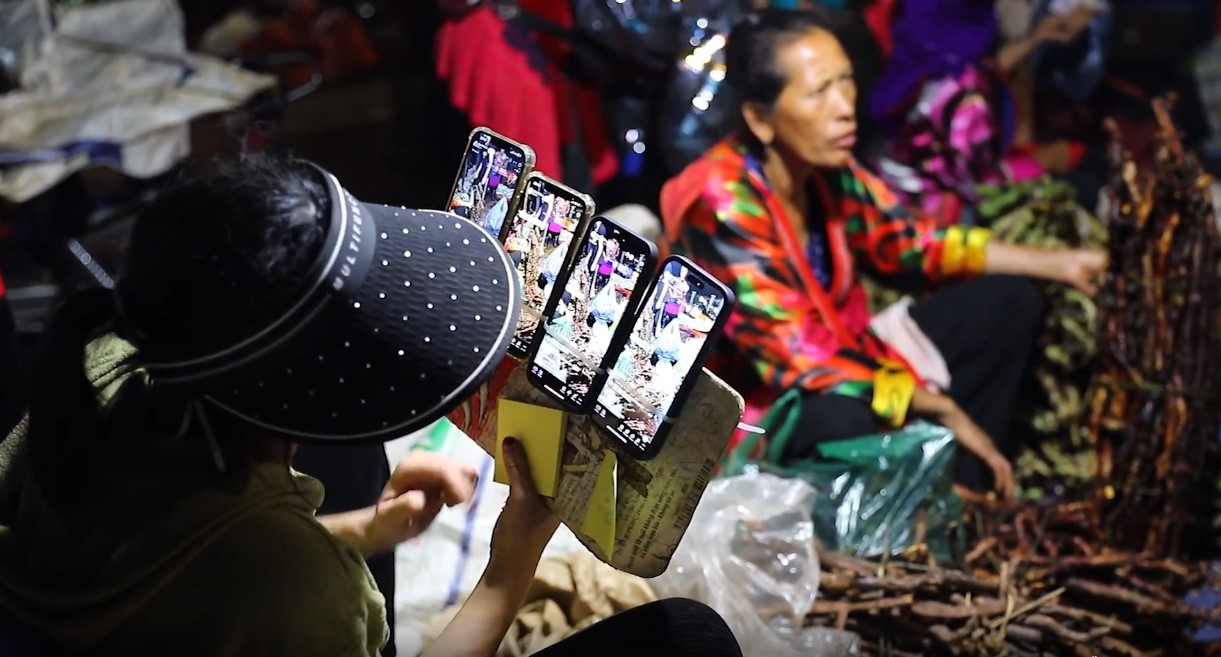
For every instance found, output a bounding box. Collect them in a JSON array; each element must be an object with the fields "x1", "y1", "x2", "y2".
[
  {"x1": 495, "y1": 399, "x2": 566, "y2": 498},
  {"x1": 579, "y1": 450, "x2": 618, "y2": 559}
]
